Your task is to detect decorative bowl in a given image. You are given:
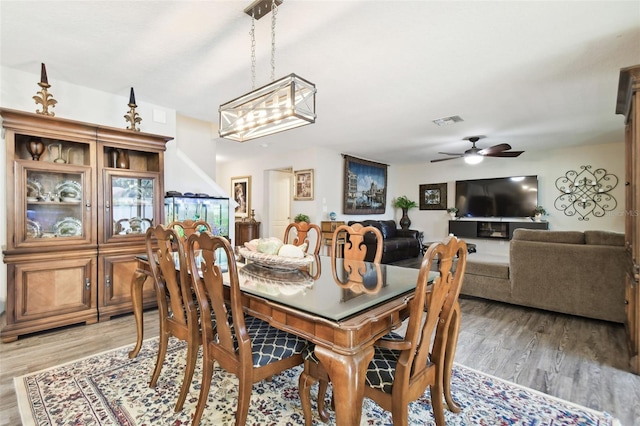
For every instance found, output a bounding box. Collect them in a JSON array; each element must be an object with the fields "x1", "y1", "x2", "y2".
[
  {"x1": 239, "y1": 263, "x2": 314, "y2": 296},
  {"x1": 237, "y1": 246, "x2": 314, "y2": 271}
]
